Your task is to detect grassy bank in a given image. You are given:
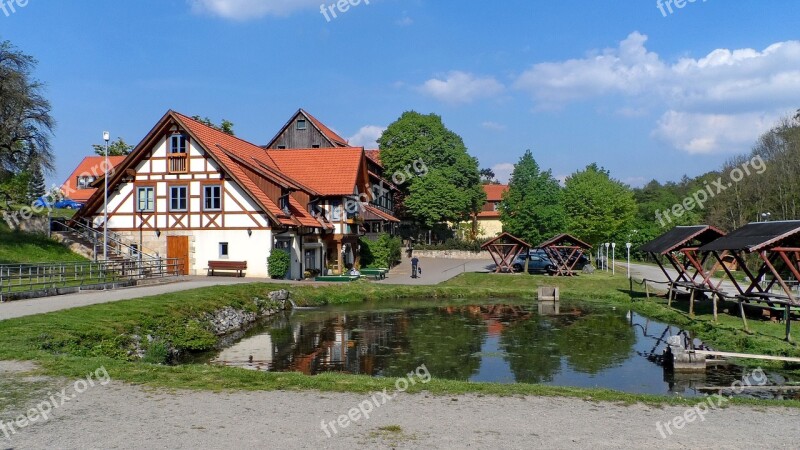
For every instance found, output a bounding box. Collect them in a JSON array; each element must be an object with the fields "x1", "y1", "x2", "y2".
[
  {"x1": 0, "y1": 274, "x2": 799, "y2": 408},
  {"x1": 0, "y1": 222, "x2": 87, "y2": 264}
]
